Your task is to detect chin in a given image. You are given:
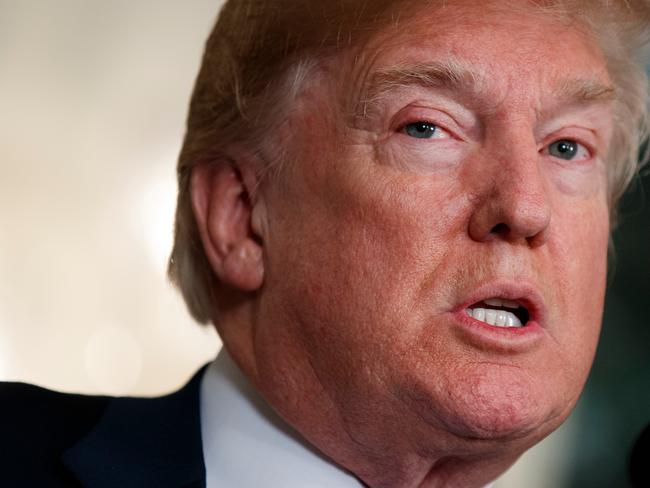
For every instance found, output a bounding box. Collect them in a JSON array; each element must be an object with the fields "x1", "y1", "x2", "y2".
[{"x1": 411, "y1": 361, "x2": 569, "y2": 444}]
